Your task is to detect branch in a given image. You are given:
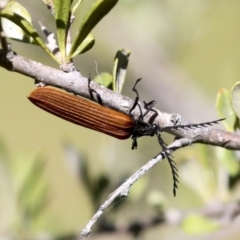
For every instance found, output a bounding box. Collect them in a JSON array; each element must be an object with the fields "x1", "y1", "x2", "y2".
[
  {"x1": 80, "y1": 135, "x2": 240, "y2": 236},
  {"x1": 80, "y1": 150, "x2": 168, "y2": 237},
  {"x1": 1, "y1": 49, "x2": 239, "y2": 237},
  {"x1": 80, "y1": 138, "x2": 198, "y2": 237},
  {"x1": 0, "y1": 50, "x2": 239, "y2": 150}
]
